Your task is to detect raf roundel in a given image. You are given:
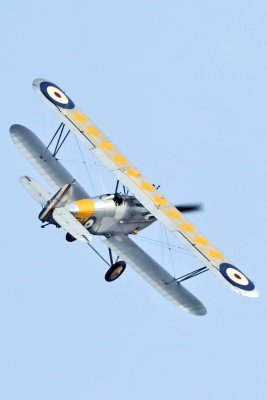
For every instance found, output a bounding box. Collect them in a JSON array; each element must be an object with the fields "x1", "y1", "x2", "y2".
[
  {"x1": 219, "y1": 263, "x2": 255, "y2": 291},
  {"x1": 40, "y1": 81, "x2": 75, "y2": 109}
]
